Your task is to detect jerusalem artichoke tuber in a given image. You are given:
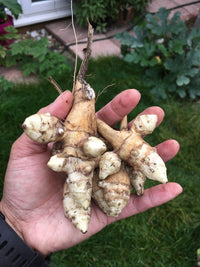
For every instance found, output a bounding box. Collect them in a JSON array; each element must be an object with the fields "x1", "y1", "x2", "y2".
[
  {"x1": 97, "y1": 114, "x2": 167, "y2": 185},
  {"x1": 23, "y1": 22, "x2": 106, "y2": 233},
  {"x1": 22, "y1": 22, "x2": 169, "y2": 234},
  {"x1": 92, "y1": 163, "x2": 131, "y2": 217}
]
